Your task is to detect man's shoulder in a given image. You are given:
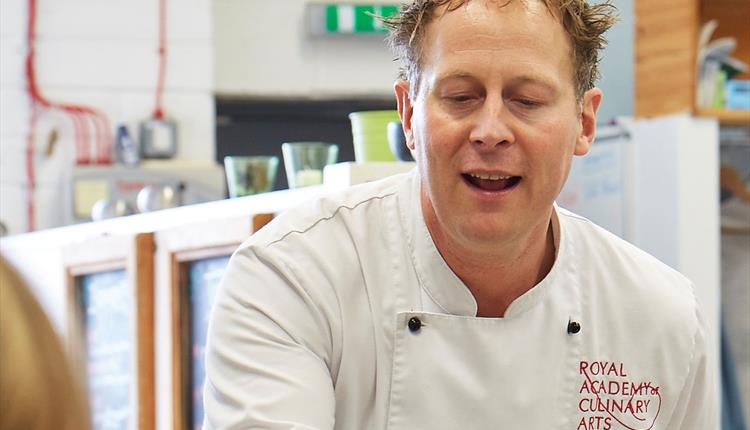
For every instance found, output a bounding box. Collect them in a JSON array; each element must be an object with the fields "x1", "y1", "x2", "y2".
[
  {"x1": 245, "y1": 172, "x2": 410, "y2": 252},
  {"x1": 558, "y1": 207, "x2": 698, "y2": 322},
  {"x1": 559, "y1": 207, "x2": 691, "y2": 286}
]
